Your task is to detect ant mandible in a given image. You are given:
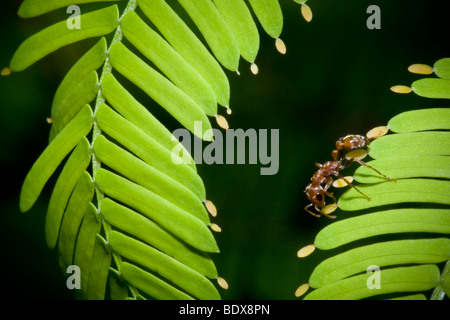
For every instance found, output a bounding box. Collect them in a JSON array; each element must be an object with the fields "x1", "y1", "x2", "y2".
[{"x1": 304, "y1": 127, "x2": 395, "y2": 219}]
